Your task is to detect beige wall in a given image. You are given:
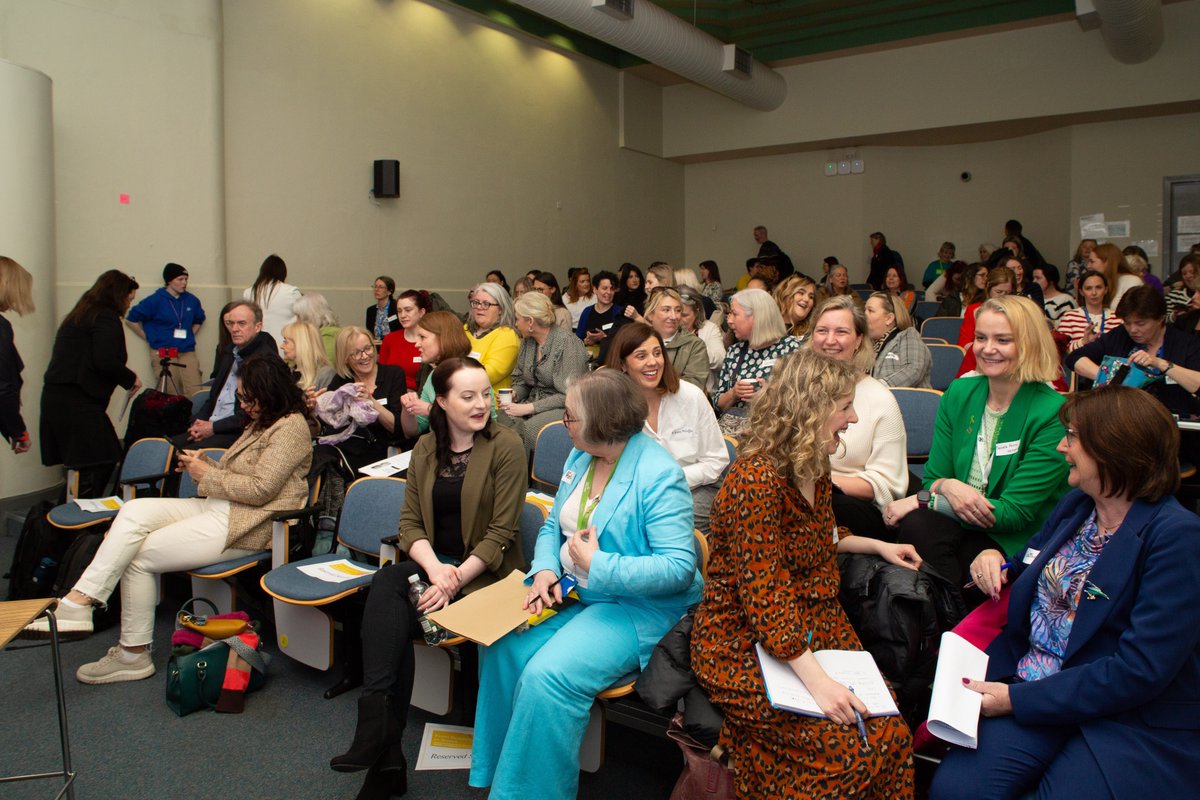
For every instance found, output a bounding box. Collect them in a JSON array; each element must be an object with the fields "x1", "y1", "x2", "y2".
[{"x1": 221, "y1": 0, "x2": 684, "y2": 329}]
